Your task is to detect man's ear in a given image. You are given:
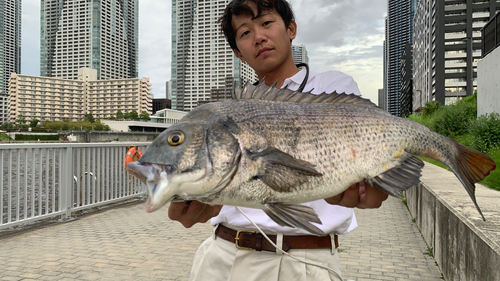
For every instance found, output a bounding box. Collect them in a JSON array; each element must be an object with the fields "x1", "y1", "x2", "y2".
[
  {"x1": 288, "y1": 19, "x2": 297, "y2": 41},
  {"x1": 234, "y1": 49, "x2": 245, "y2": 63}
]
